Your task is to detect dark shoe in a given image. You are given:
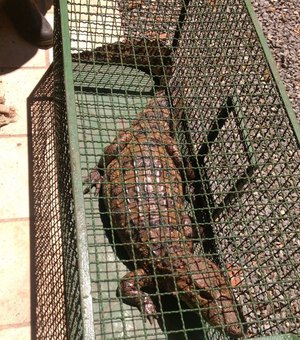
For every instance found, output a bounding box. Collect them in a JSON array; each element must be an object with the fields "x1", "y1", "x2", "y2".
[{"x1": 3, "y1": 0, "x2": 53, "y2": 49}]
